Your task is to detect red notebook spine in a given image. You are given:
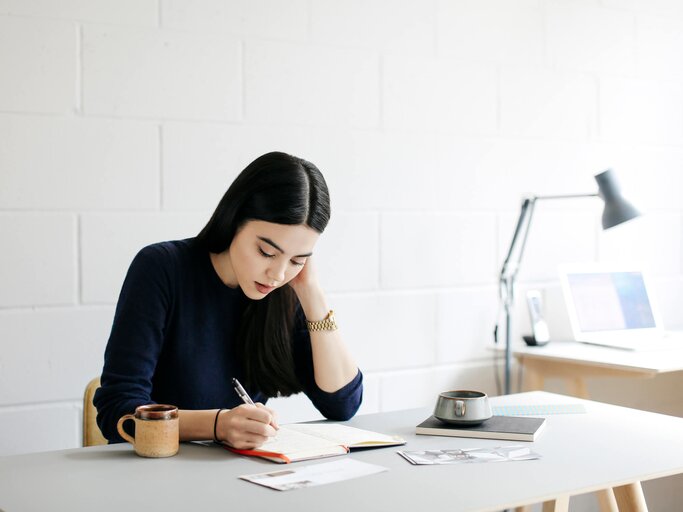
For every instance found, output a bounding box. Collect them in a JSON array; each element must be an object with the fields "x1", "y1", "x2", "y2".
[{"x1": 224, "y1": 445, "x2": 292, "y2": 464}]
